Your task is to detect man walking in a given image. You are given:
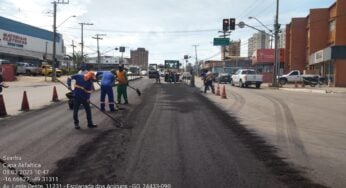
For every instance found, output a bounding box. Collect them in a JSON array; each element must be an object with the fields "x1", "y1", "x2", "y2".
[
  {"x1": 204, "y1": 71, "x2": 215, "y2": 94},
  {"x1": 116, "y1": 64, "x2": 128, "y2": 104},
  {"x1": 67, "y1": 71, "x2": 97, "y2": 129},
  {"x1": 100, "y1": 70, "x2": 116, "y2": 111}
]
